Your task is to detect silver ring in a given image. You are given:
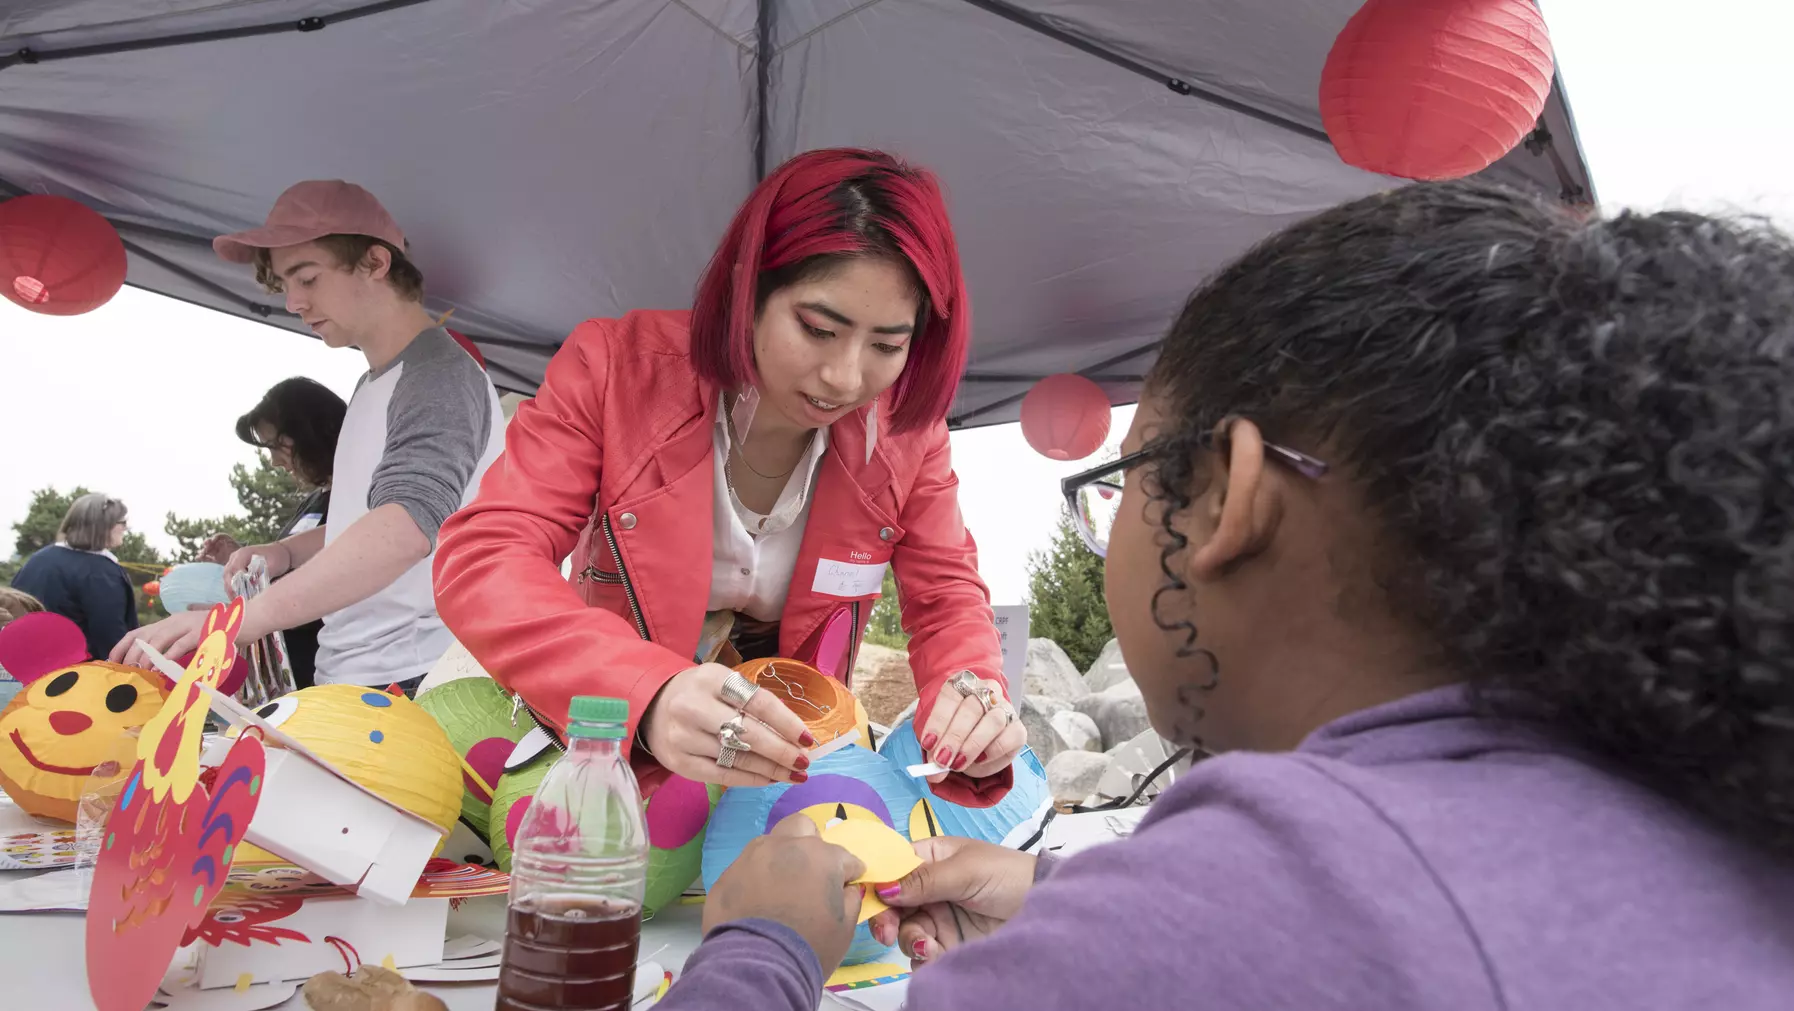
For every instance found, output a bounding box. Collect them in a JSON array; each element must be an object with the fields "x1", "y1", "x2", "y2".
[
  {"x1": 716, "y1": 713, "x2": 751, "y2": 768},
  {"x1": 719, "y1": 671, "x2": 760, "y2": 710},
  {"x1": 949, "y1": 671, "x2": 995, "y2": 714}
]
